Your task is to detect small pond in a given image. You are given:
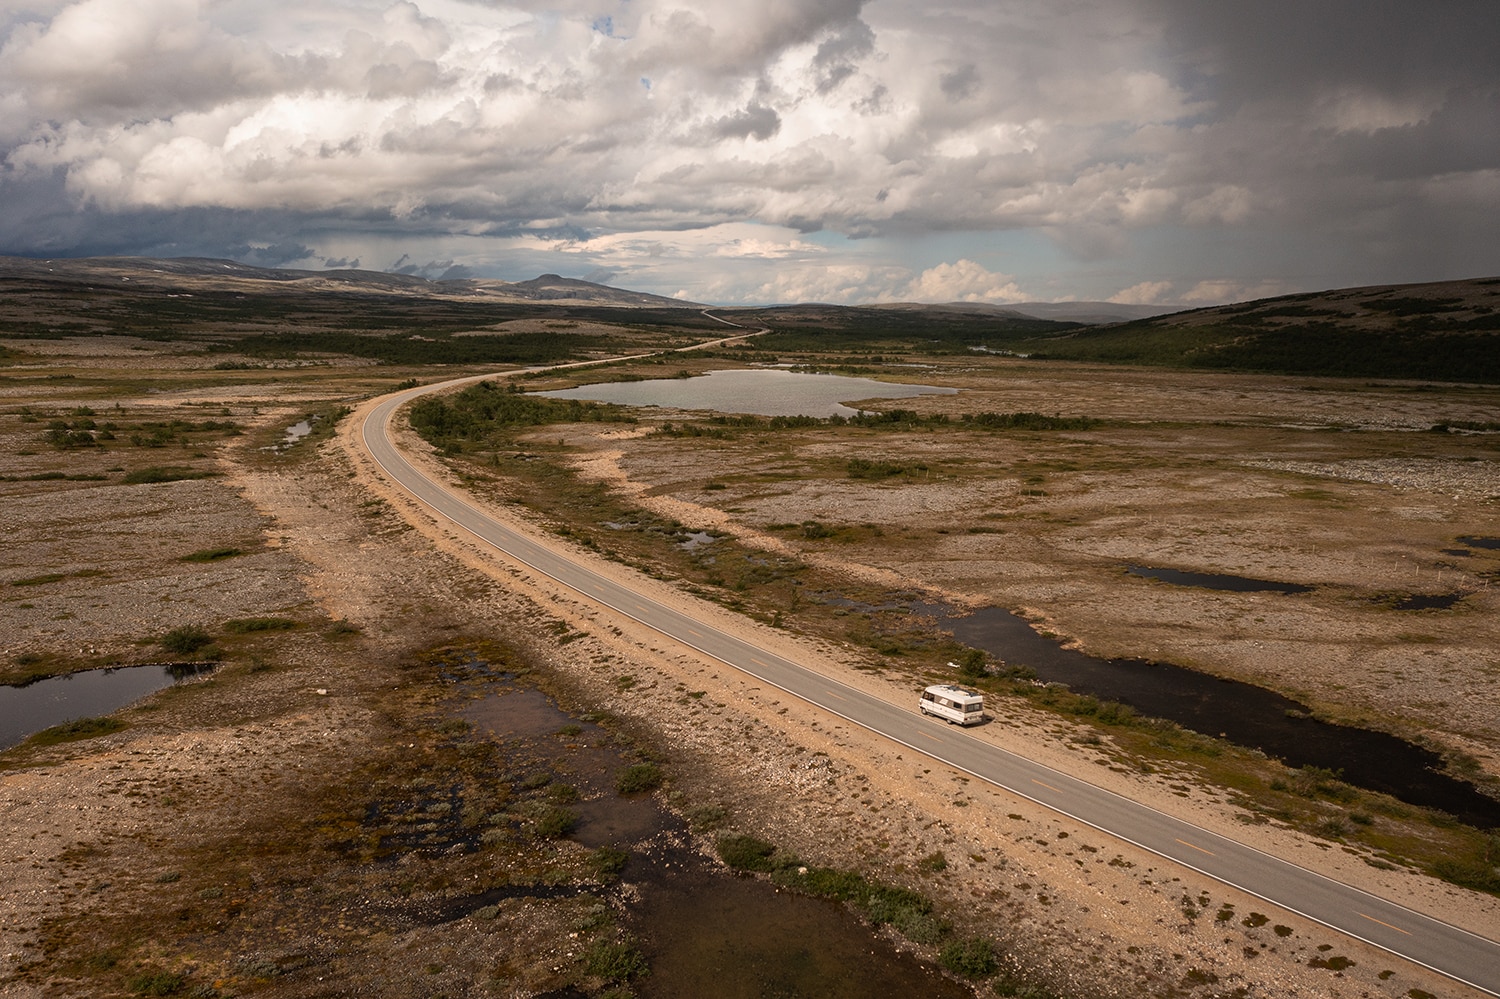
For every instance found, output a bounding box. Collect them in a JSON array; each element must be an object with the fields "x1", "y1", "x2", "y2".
[
  {"x1": 1, "y1": 664, "x2": 210, "y2": 750},
  {"x1": 536, "y1": 368, "x2": 957, "y2": 418},
  {"x1": 1126, "y1": 565, "x2": 1313, "y2": 594}
]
